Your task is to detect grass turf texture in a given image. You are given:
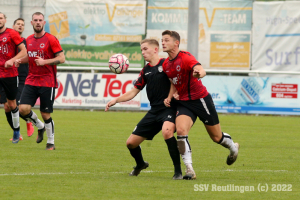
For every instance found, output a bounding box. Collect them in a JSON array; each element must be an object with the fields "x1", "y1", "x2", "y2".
[{"x1": 0, "y1": 109, "x2": 299, "y2": 199}]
